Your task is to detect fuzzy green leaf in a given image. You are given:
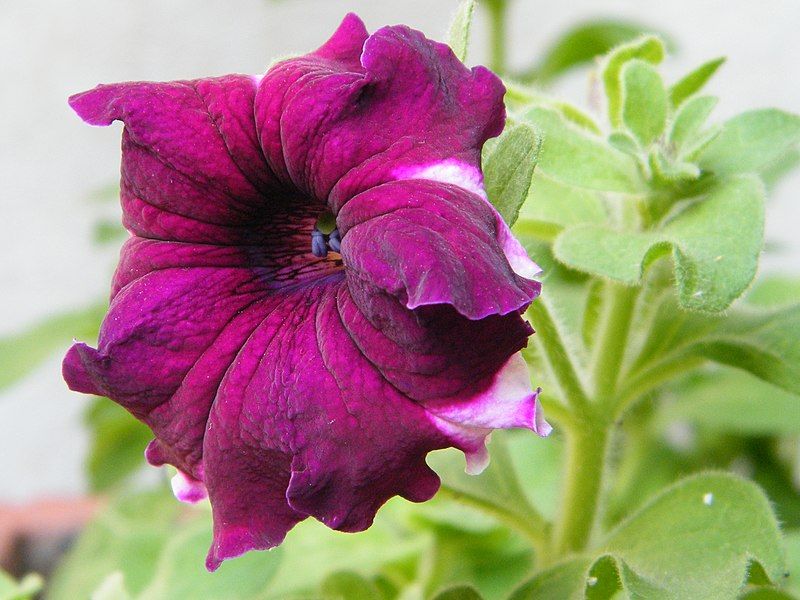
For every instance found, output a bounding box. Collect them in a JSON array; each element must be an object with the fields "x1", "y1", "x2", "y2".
[
  {"x1": 528, "y1": 19, "x2": 668, "y2": 83},
  {"x1": 508, "y1": 557, "x2": 592, "y2": 600},
  {"x1": 514, "y1": 173, "x2": 607, "y2": 240},
  {"x1": 621, "y1": 59, "x2": 668, "y2": 146},
  {"x1": 447, "y1": 0, "x2": 476, "y2": 62},
  {"x1": 523, "y1": 107, "x2": 645, "y2": 193},
  {"x1": 320, "y1": 572, "x2": 385, "y2": 600},
  {"x1": 483, "y1": 124, "x2": 541, "y2": 225},
  {"x1": 602, "y1": 472, "x2": 785, "y2": 599},
  {"x1": 602, "y1": 36, "x2": 666, "y2": 128},
  {"x1": 0, "y1": 303, "x2": 104, "y2": 391},
  {"x1": 698, "y1": 303, "x2": 800, "y2": 396},
  {"x1": 661, "y1": 367, "x2": 800, "y2": 435},
  {"x1": 669, "y1": 57, "x2": 726, "y2": 107},
  {"x1": 698, "y1": 109, "x2": 800, "y2": 176},
  {"x1": 427, "y1": 435, "x2": 545, "y2": 534},
  {"x1": 669, "y1": 95, "x2": 718, "y2": 151},
  {"x1": 432, "y1": 585, "x2": 484, "y2": 600},
  {"x1": 554, "y1": 175, "x2": 765, "y2": 312},
  {"x1": 84, "y1": 398, "x2": 153, "y2": 491}
]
